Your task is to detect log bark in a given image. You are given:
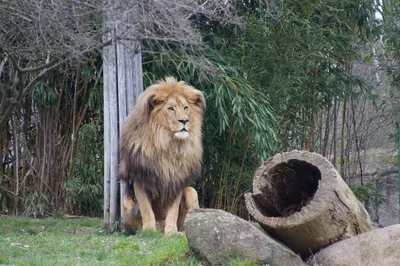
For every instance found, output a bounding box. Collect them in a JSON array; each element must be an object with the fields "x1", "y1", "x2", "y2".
[{"x1": 245, "y1": 150, "x2": 372, "y2": 257}]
